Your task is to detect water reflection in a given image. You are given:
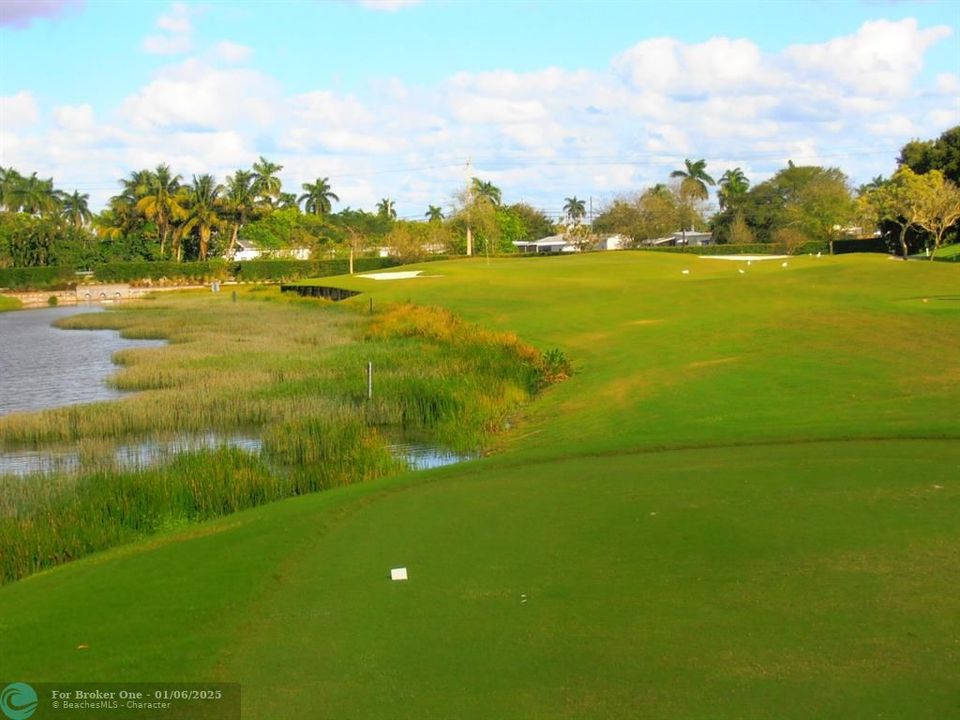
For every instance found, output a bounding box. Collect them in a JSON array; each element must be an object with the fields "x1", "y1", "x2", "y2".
[{"x1": 0, "y1": 433, "x2": 476, "y2": 477}]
